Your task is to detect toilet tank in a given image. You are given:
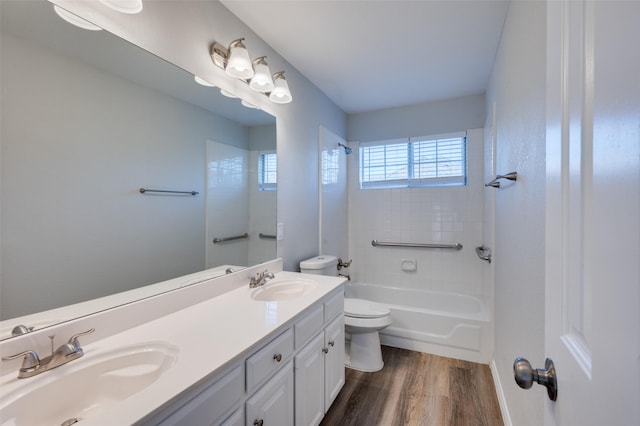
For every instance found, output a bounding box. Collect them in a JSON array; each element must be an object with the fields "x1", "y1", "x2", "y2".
[{"x1": 299, "y1": 255, "x2": 338, "y2": 276}]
